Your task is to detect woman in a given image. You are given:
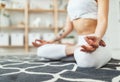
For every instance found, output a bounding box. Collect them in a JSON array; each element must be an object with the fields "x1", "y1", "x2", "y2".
[{"x1": 32, "y1": 0, "x2": 111, "y2": 68}]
